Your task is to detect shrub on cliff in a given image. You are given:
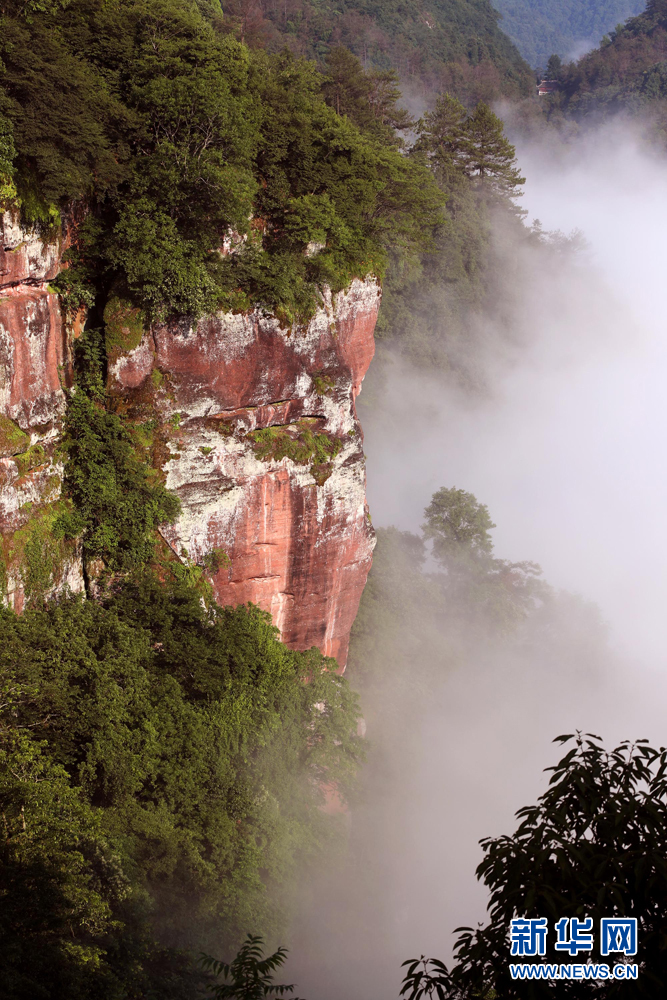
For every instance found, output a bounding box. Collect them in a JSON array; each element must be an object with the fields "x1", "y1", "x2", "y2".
[{"x1": 0, "y1": 576, "x2": 364, "y2": 997}]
